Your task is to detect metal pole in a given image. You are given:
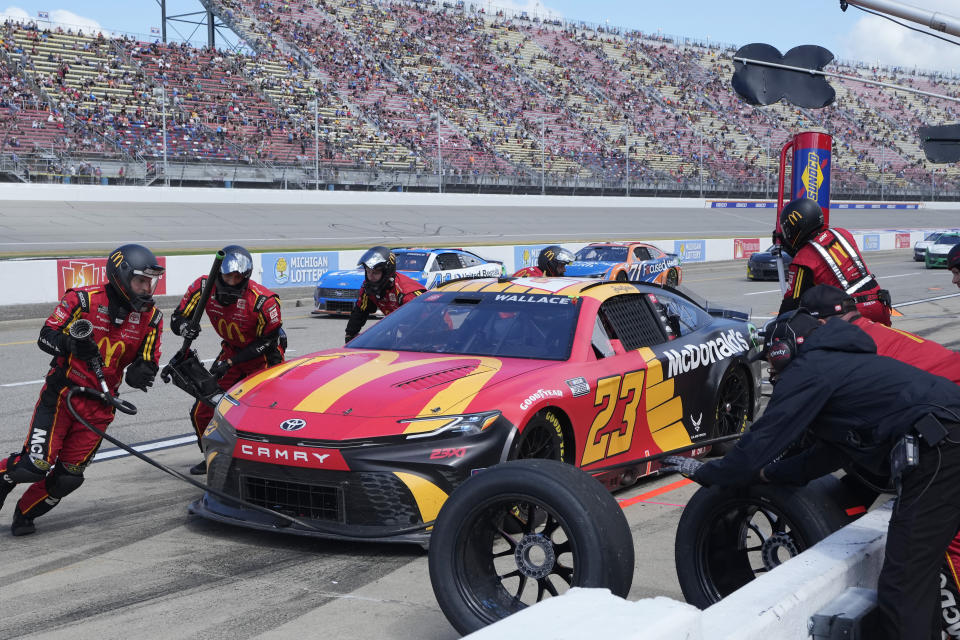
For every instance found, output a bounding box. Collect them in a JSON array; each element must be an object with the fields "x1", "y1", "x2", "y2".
[
  {"x1": 699, "y1": 133, "x2": 703, "y2": 198},
  {"x1": 437, "y1": 110, "x2": 442, "y2": 194},
  {"x1": 843, "y1": 0, "x2": 960, "y2": 38},
  {"x1": 880, "y1": 144, "x2": 885, "y2": 200},
  {"x1": 540, "y1": 117, "x2": 545, "y2": 196},
  {"x1": 625, "y1": 145, "x2": 630, "y2": 197},
  {"x1": 313, "y1": 100, "x2": 319, "y2": 190},
  {"x1": 765, "y1": 138, "x2": 770, "y2": 199},
  {"x1": 161, "y1": 86, "x2": 168, "y2": 186}
]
